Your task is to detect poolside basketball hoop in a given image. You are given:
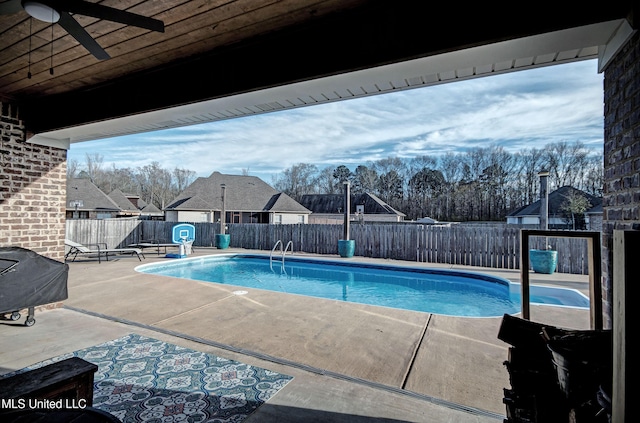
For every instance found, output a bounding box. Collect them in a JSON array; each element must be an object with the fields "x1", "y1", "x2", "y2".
[{"x1": 166, "y1": 223, "x2": 195, "y2": 258}]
